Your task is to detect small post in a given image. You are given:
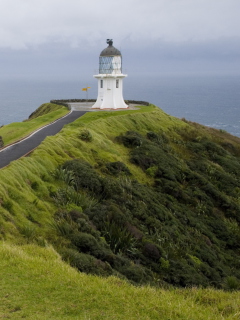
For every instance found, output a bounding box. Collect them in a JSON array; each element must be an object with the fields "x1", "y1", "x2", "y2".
[{"x1": 82, "y1": 86, "x2": 91, "y2": 104}]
